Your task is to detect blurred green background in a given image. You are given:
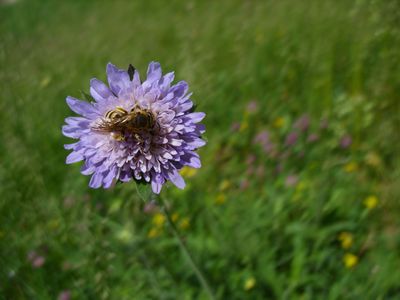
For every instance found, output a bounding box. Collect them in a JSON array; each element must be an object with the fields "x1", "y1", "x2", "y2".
[{"x1": 1, "y1": 0, "x2": 400, "y2": 299}]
